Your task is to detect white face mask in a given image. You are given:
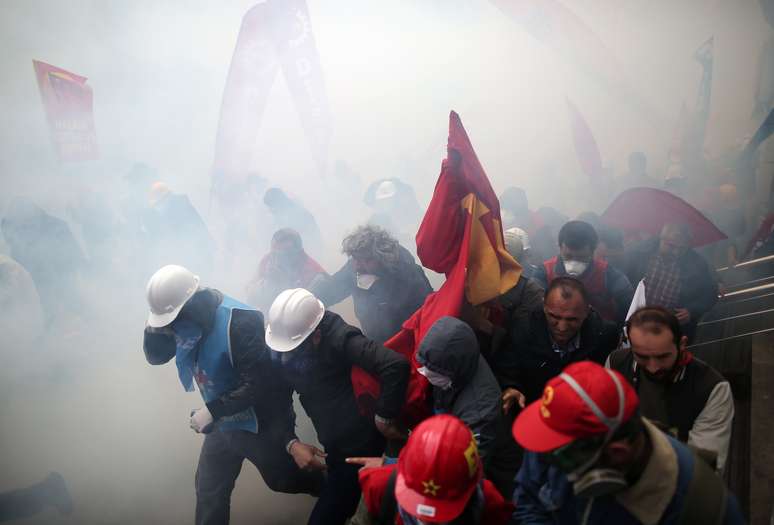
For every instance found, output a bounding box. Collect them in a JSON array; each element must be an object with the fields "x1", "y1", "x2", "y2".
[
  {"x1": 563, "y1": 259, "x2": 589, "y2": 277},
  {"x1": 356, "y1": 273, "x2": 379, "y2": 290},
  {"x1": 417, "y1": 366, "x2": 453, "y2": 390}
]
